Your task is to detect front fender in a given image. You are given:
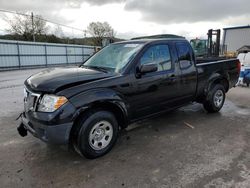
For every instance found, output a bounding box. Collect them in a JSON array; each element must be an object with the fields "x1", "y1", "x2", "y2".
[{"x1": 69, "y1": 88, "x2": 129, "y2": 121}]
